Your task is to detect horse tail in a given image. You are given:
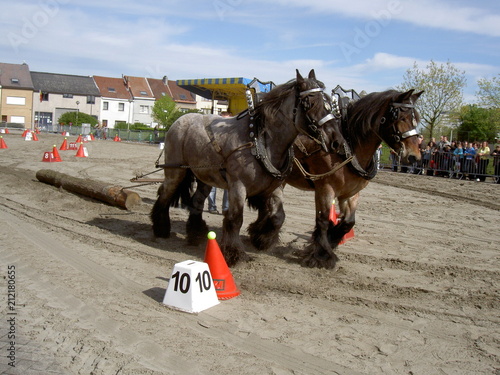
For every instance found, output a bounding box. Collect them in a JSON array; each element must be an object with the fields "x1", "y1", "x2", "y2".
[{"x1": 170, "y1": 169, "x2": 195, "y2": 208}]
